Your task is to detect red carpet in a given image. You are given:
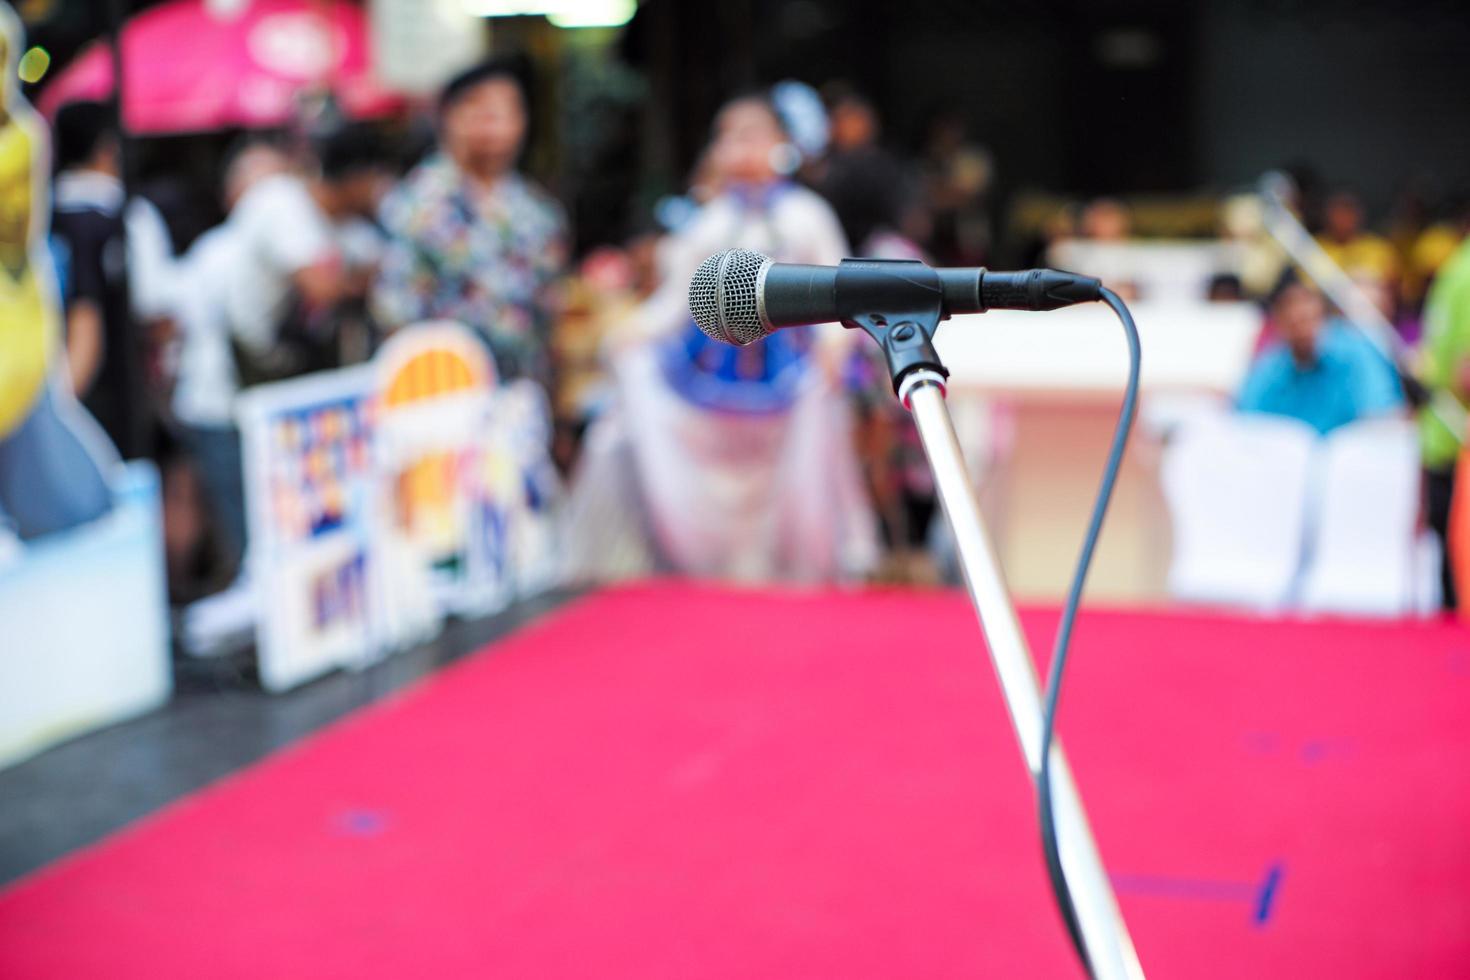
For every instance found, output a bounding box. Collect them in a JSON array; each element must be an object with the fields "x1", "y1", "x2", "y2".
[{"x1": 3, "y1": 583, "x2": 1469, "y2": 978}]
